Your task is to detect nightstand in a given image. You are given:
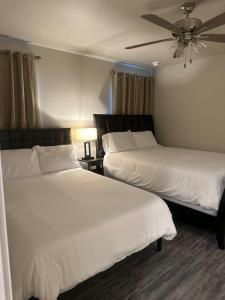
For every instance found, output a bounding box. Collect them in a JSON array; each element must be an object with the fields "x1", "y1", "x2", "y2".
[{"x1": 78, "y1": 158, "x2": 104, "y2": 175}]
